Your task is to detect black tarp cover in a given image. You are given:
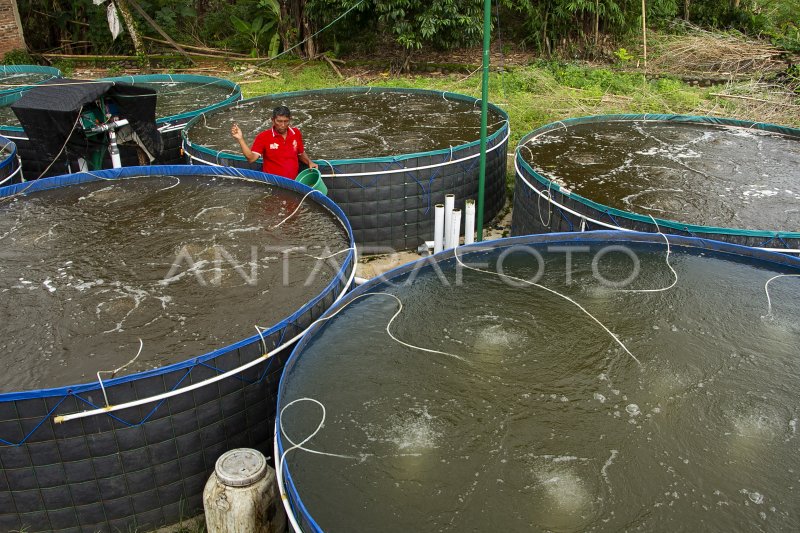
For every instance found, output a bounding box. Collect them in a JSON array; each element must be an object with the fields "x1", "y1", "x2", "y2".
[{"x1": 11, "y1": 78, "x2": 162, "y2": 160}]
